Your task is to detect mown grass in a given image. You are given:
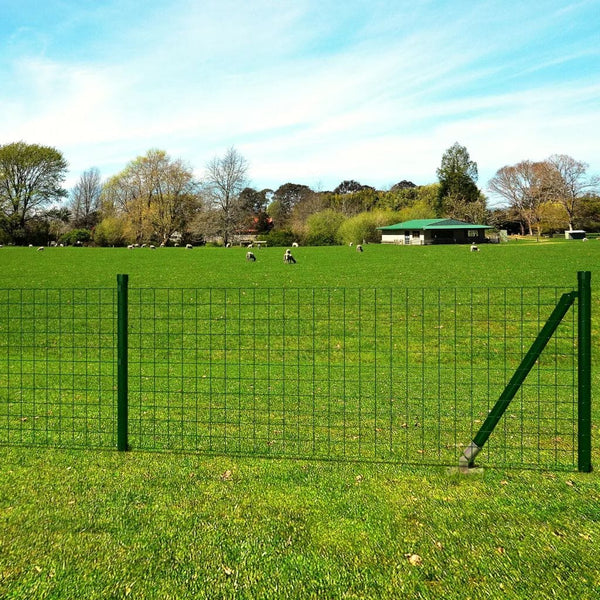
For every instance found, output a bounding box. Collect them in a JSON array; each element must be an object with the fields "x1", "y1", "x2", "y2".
[{"x1": 1, "y1": 241, "x2": 599, "y2": 599}]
